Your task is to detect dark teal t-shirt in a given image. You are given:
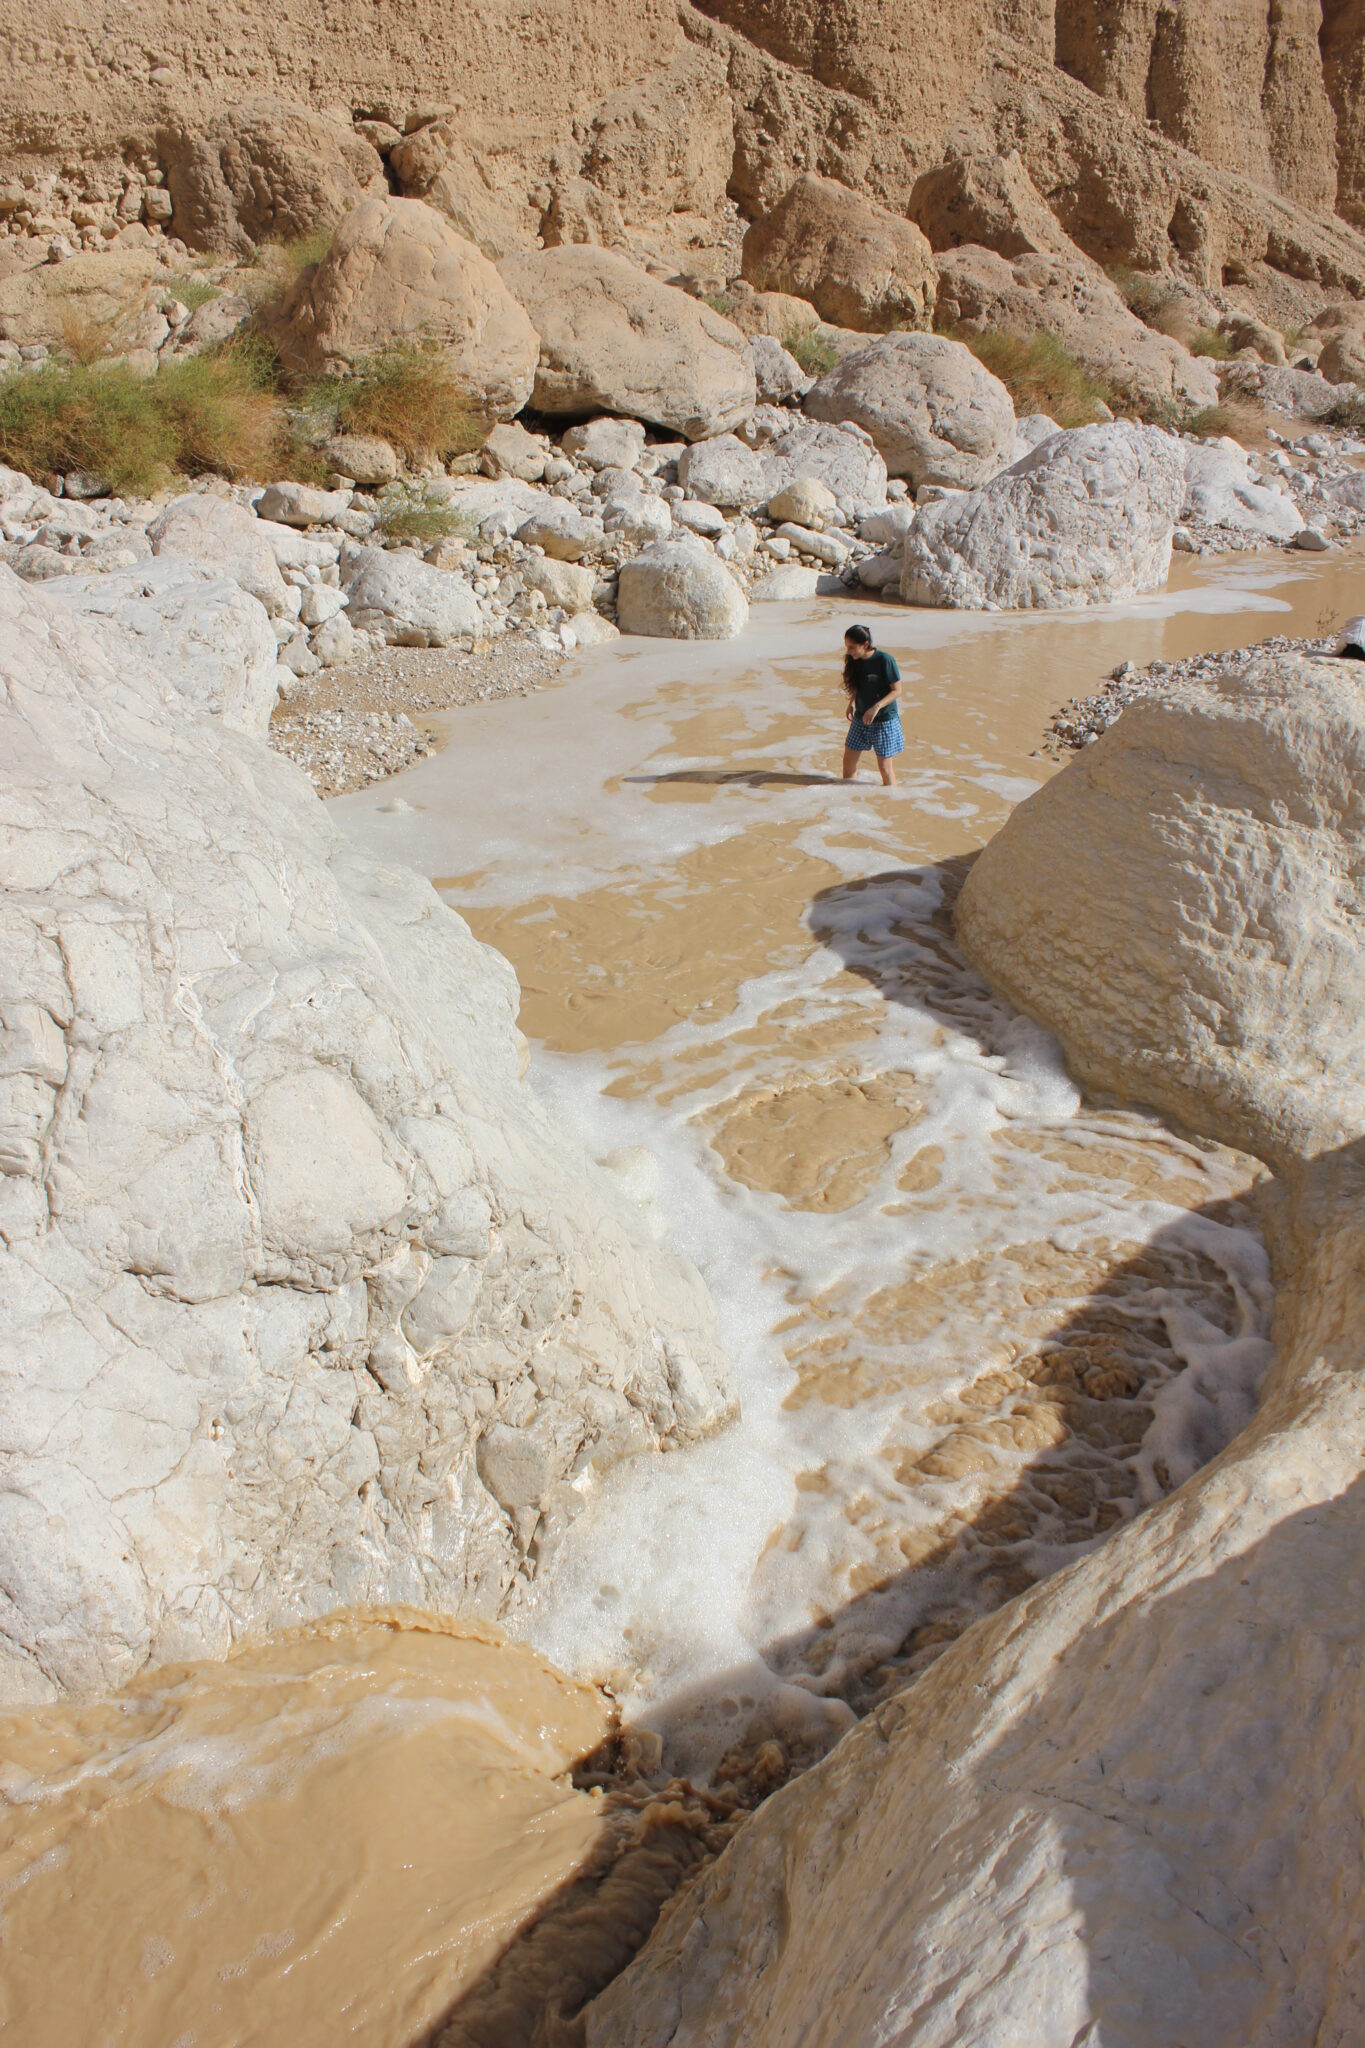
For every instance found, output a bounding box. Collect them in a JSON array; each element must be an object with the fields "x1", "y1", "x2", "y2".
[{"x1": 848, "y1": 650, "x2": 900, "y2": 722}]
